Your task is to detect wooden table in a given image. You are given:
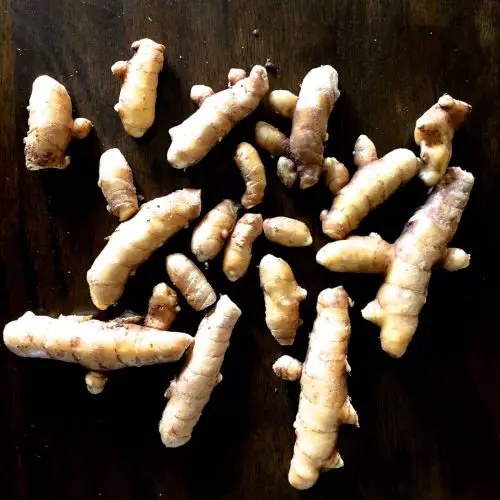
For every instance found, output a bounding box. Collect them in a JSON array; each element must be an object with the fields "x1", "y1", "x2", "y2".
[{"x1": 1, "y1": 1, "x2": 499, "y2": 499}]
